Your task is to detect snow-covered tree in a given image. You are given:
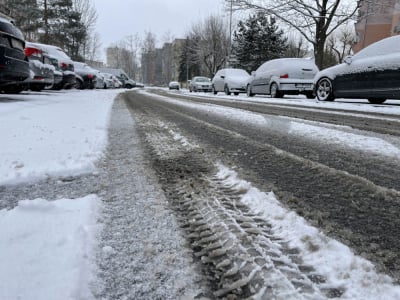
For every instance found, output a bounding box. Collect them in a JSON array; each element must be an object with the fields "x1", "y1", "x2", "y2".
[{"x1": 232, "y1": 12, "x2": 287, "y2": 72}]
